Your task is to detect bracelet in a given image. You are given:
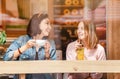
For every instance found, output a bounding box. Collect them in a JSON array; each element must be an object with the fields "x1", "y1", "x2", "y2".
[{"x1": 18, "y1": 48, "x2": 22, "y2": 54}]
